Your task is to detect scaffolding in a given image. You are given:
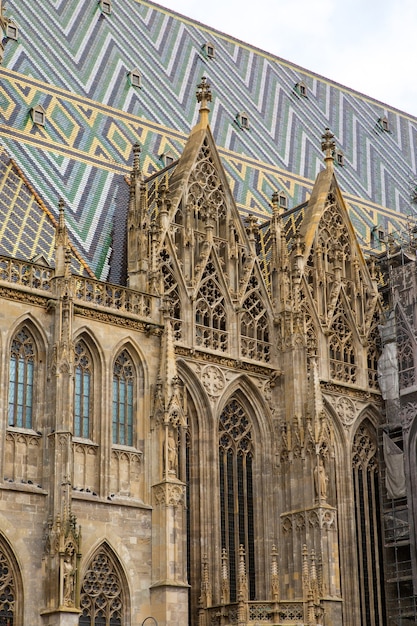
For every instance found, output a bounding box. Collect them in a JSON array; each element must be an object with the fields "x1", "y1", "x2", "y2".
[{"x1": 379, "y1": 425, "x2": 417, "y2": 624}]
